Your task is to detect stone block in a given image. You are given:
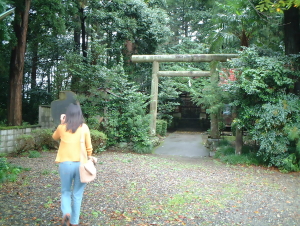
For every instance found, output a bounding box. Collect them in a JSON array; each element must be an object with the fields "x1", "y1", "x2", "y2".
[
  {"x1": 0, "y1": 141, "x2": 5, "y2": 149},
  {"x1": 7, "y1": 141, "x2": 14, "y2": 147},
  {"x1": 7, "y1": 147, "x2": 14, "y2": 153},
  {"x1": 0, "y1": 130, "x2": 7, "y2": 136},
  {"x1": 7, "y1": 135, "x2": 14, "y2": 141},
  {"x1": 0, "y1": 134, "x2": 6, "y2": 142},
  {"x1": 209, "y1": 151, "x2": 216, "y2": 157}
]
